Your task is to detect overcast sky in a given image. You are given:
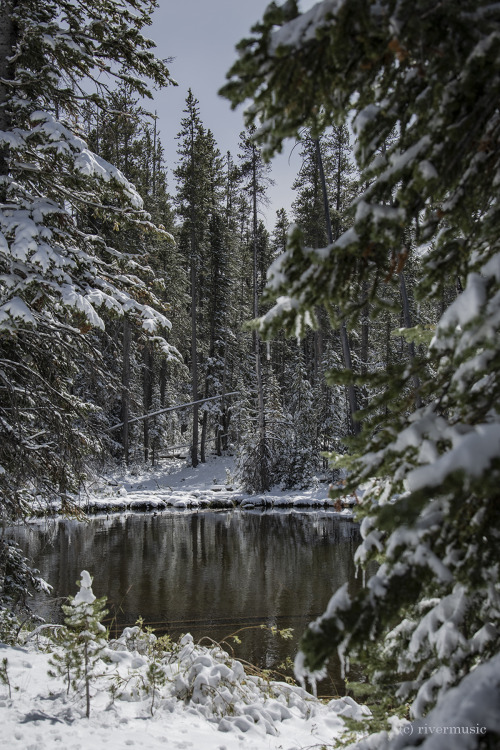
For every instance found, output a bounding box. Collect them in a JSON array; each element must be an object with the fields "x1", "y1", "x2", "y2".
[{"x1": 146, "y1": 0, "x2": 316, "y2": 229}]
